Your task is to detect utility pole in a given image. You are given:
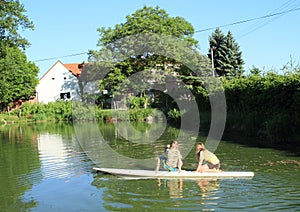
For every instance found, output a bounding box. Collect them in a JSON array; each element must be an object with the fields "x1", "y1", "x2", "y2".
[{"x1": 210, "y1": 47, "x2": 215, "y2": 77}]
